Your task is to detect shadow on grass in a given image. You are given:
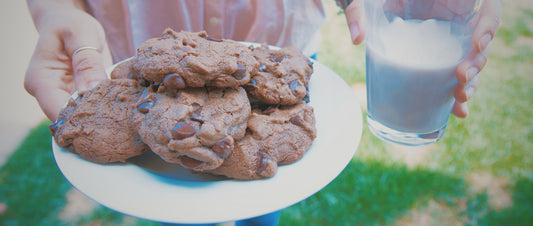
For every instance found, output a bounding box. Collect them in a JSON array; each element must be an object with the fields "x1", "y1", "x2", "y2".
[{"x1": 280, "y1": 160, "x2": 466, "y2": 225}]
